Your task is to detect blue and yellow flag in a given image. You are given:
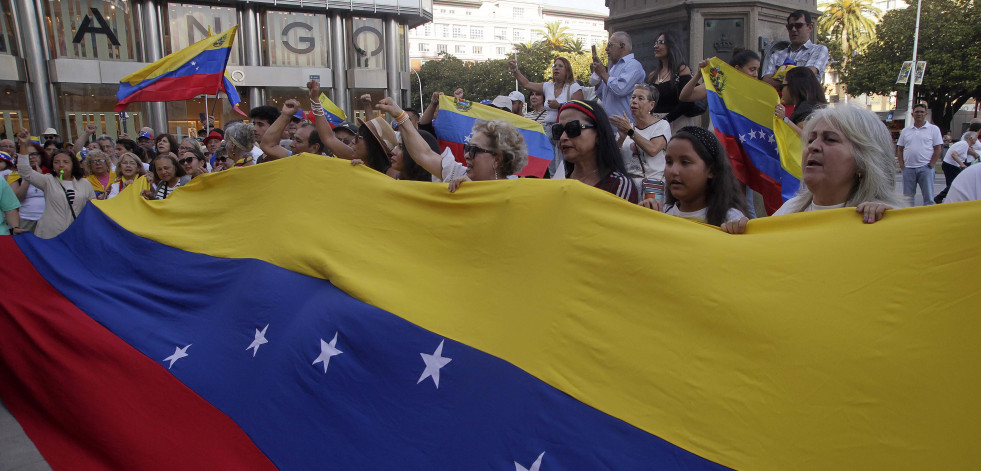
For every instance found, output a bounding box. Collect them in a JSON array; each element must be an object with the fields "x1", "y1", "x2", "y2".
[
  {"x1": 116, "y1": 27, "x2": 238, "y2": 111},
  {"x1": 703, "y1": 57, "x2": 802, "y2": 214},
  {"x1": 433, "y1": 95, "x2": 553, "y2": 177},
  {"x1": 1, "y1": 155, "x2": 980, "y2": 469}
]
